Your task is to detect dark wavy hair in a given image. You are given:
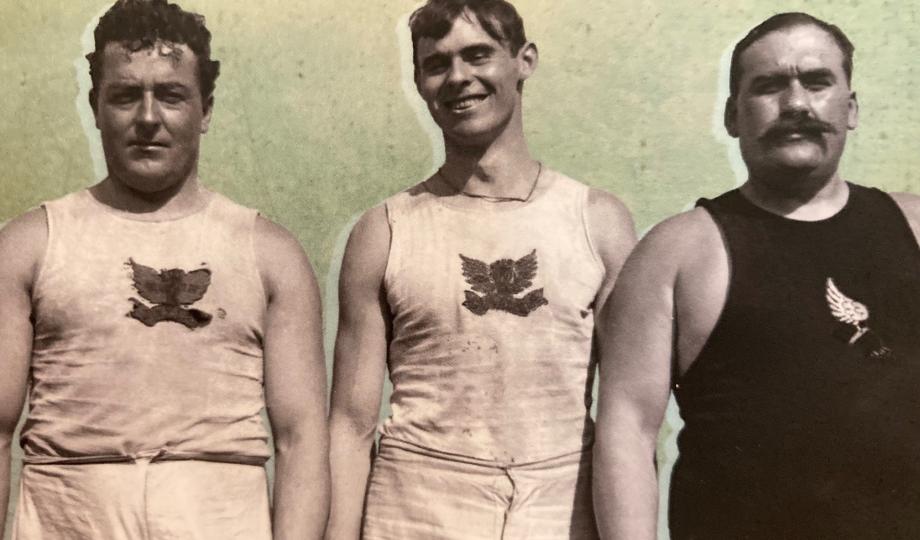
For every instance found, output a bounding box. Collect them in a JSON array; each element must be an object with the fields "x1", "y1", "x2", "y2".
[
  {"x1": 729, "y1": 12, "x2": 854, "y2": 98},
  {"x1": 87, "y1": 0, "x2": 220, "y2": 109},
  {"x1": 409, "y1": 0, "x2": 526, "y2": 73}
]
